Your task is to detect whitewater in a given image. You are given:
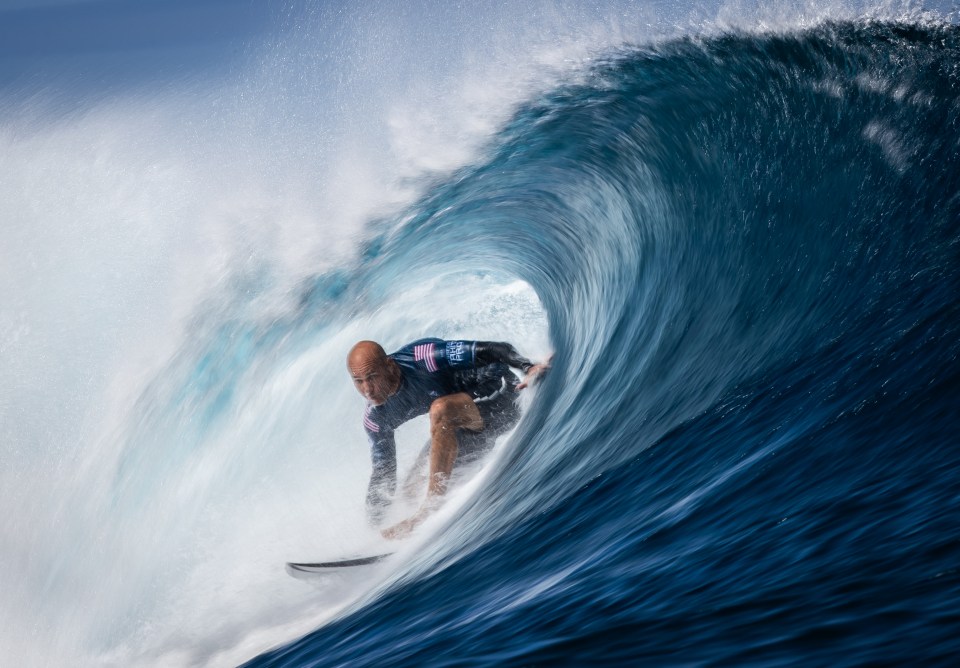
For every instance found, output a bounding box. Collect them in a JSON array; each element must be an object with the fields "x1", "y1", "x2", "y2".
[{"x1": 2, "y1": 2, "x2": 959, "y2": 666}]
